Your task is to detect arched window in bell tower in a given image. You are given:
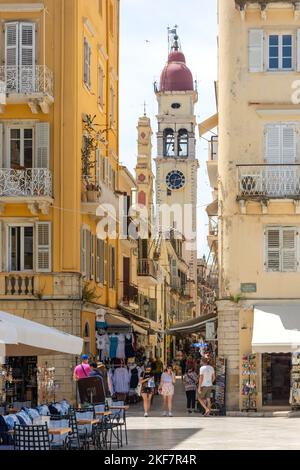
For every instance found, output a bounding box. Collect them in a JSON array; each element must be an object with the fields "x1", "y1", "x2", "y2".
[
  {"x1": 178, "y1": 129, "x2": 188, "y2": 157},
  {"x1": 163, "y1": 128, "x2": 175, "y2": 157}
]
